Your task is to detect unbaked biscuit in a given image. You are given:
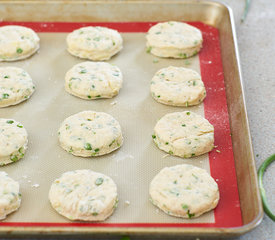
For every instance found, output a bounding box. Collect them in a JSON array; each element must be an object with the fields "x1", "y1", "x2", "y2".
[
  {"x1": 0, "y1": 25, "x2": 39, "y2": 61},
  {"x1": 49, "y1": 169, "x2": 118, "y2": 221},
  {"x1": 0, "y1": 118, "x2": 28, "y2": 166},
  {"x1": 146, "y1": 21, "x2": 202, "y2": 58},
  {"x1": 149, "y1": 164, "x2": 219, "y2": 218},
  {"x1": 0, "y1": 67, "x2": 35, "y2": 107},
  {"x1": 153, "y1": 111, "x2": 214, "y2": 158},
  {"x1": 65, "y1": 62, "x2": 122, "y2": 100},
  {"x1": 151, "y1": 66, "x2": 206, "y2": 106},
  {"x1": 58, "y1": 111, "x2": 123, "y2": 157},
  {"x1": 66, "y1": 26, "x2": 123, "y2": 61},
  {"x1": 0, "y1": 171, "x2": 21, "y2": 220}
]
